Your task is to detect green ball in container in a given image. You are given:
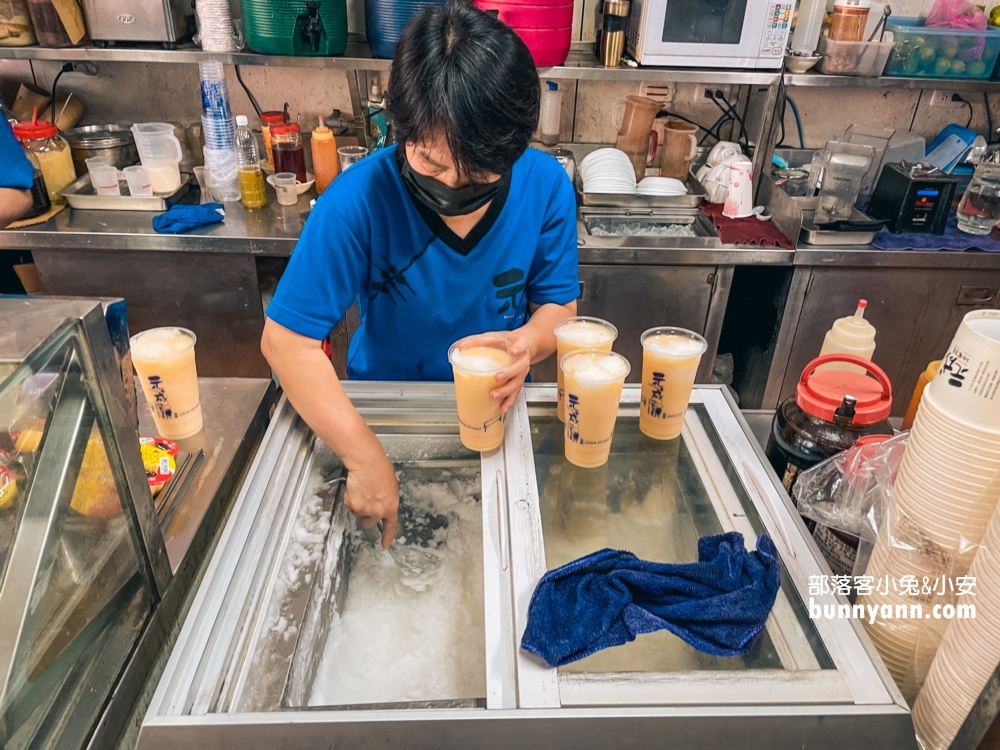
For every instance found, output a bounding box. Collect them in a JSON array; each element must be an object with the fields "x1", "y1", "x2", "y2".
[{"x1": 242, "y1": 0, "x2": 348, "y2": 55}]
